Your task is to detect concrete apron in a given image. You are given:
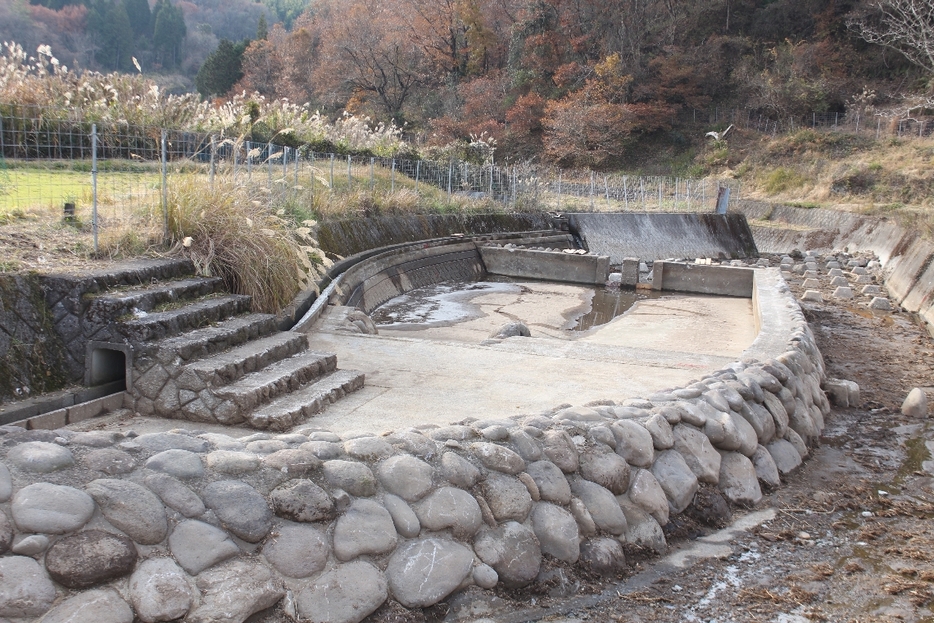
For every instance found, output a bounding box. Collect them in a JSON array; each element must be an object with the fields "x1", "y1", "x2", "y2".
[{"x1": 306, "y1": 282, "x2": 757, "y2": 434}]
